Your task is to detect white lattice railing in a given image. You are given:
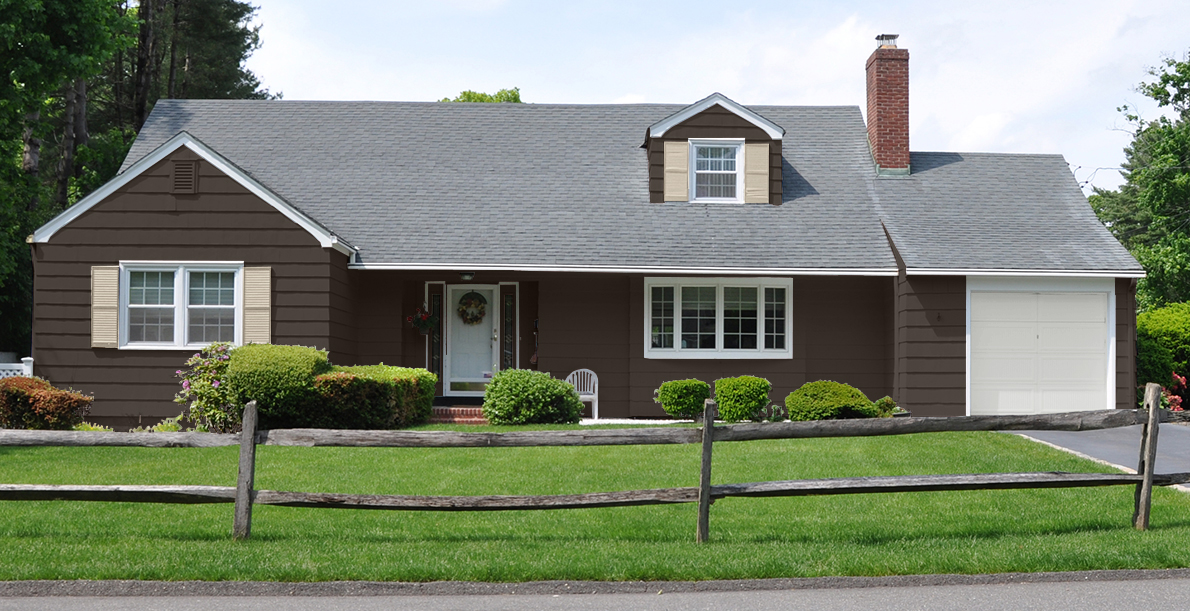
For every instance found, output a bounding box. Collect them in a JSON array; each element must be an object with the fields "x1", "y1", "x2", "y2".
[{"x1": 0, "y1": 358, "x2": 33, "y2": 379}]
